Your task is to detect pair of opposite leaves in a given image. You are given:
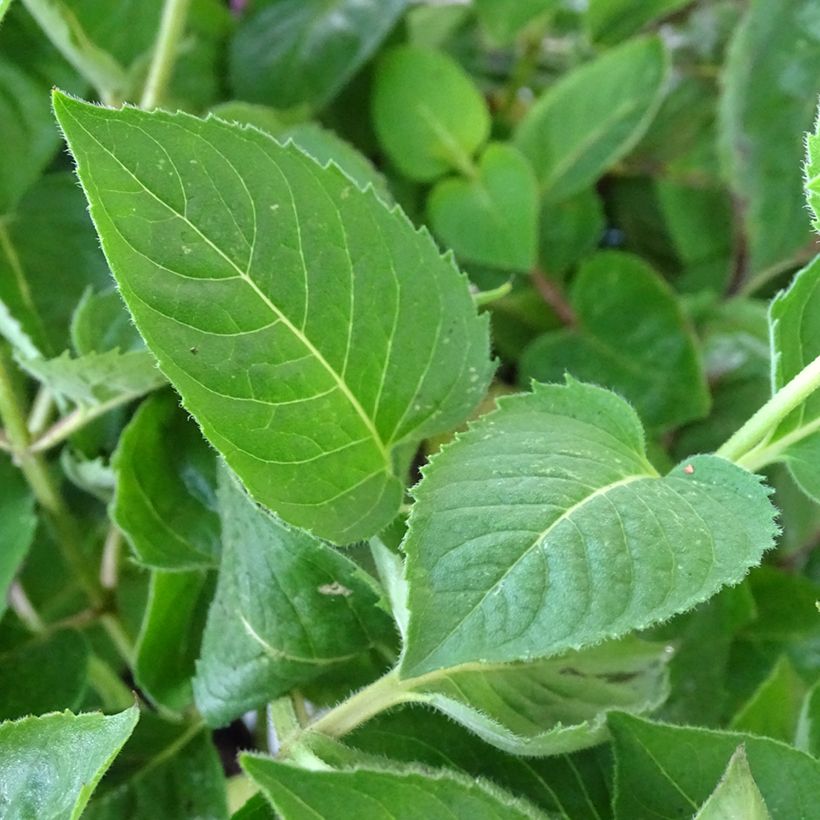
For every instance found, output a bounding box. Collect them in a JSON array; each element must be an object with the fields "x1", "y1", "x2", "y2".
[{"x1": 52, "y1": 93, "x2": 777, "y2": 678}]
